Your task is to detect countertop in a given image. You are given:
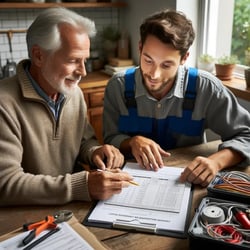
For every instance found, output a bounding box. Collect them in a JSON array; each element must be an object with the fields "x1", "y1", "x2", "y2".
[{"x1": 79, "y1": 71, "x2": 110, "y2": 89}]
